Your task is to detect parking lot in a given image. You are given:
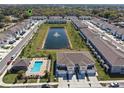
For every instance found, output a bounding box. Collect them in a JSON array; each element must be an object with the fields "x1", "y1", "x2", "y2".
[{"x1": 58, "y1": 75, "x2": 103, "y2": 88}]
